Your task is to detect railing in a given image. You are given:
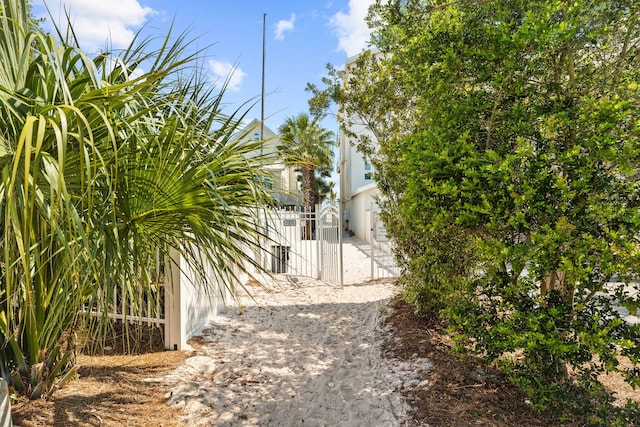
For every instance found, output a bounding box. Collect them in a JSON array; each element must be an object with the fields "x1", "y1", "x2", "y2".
[
  {"x1": 370, "y1": 207, "x2": 400, "y2": 280},
  {"x1": 85, "y1": 248, "x2": 167, "y2": 327},
  {"x1": 260, "y1": 202, "x2": 343, "y2": 286}
]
